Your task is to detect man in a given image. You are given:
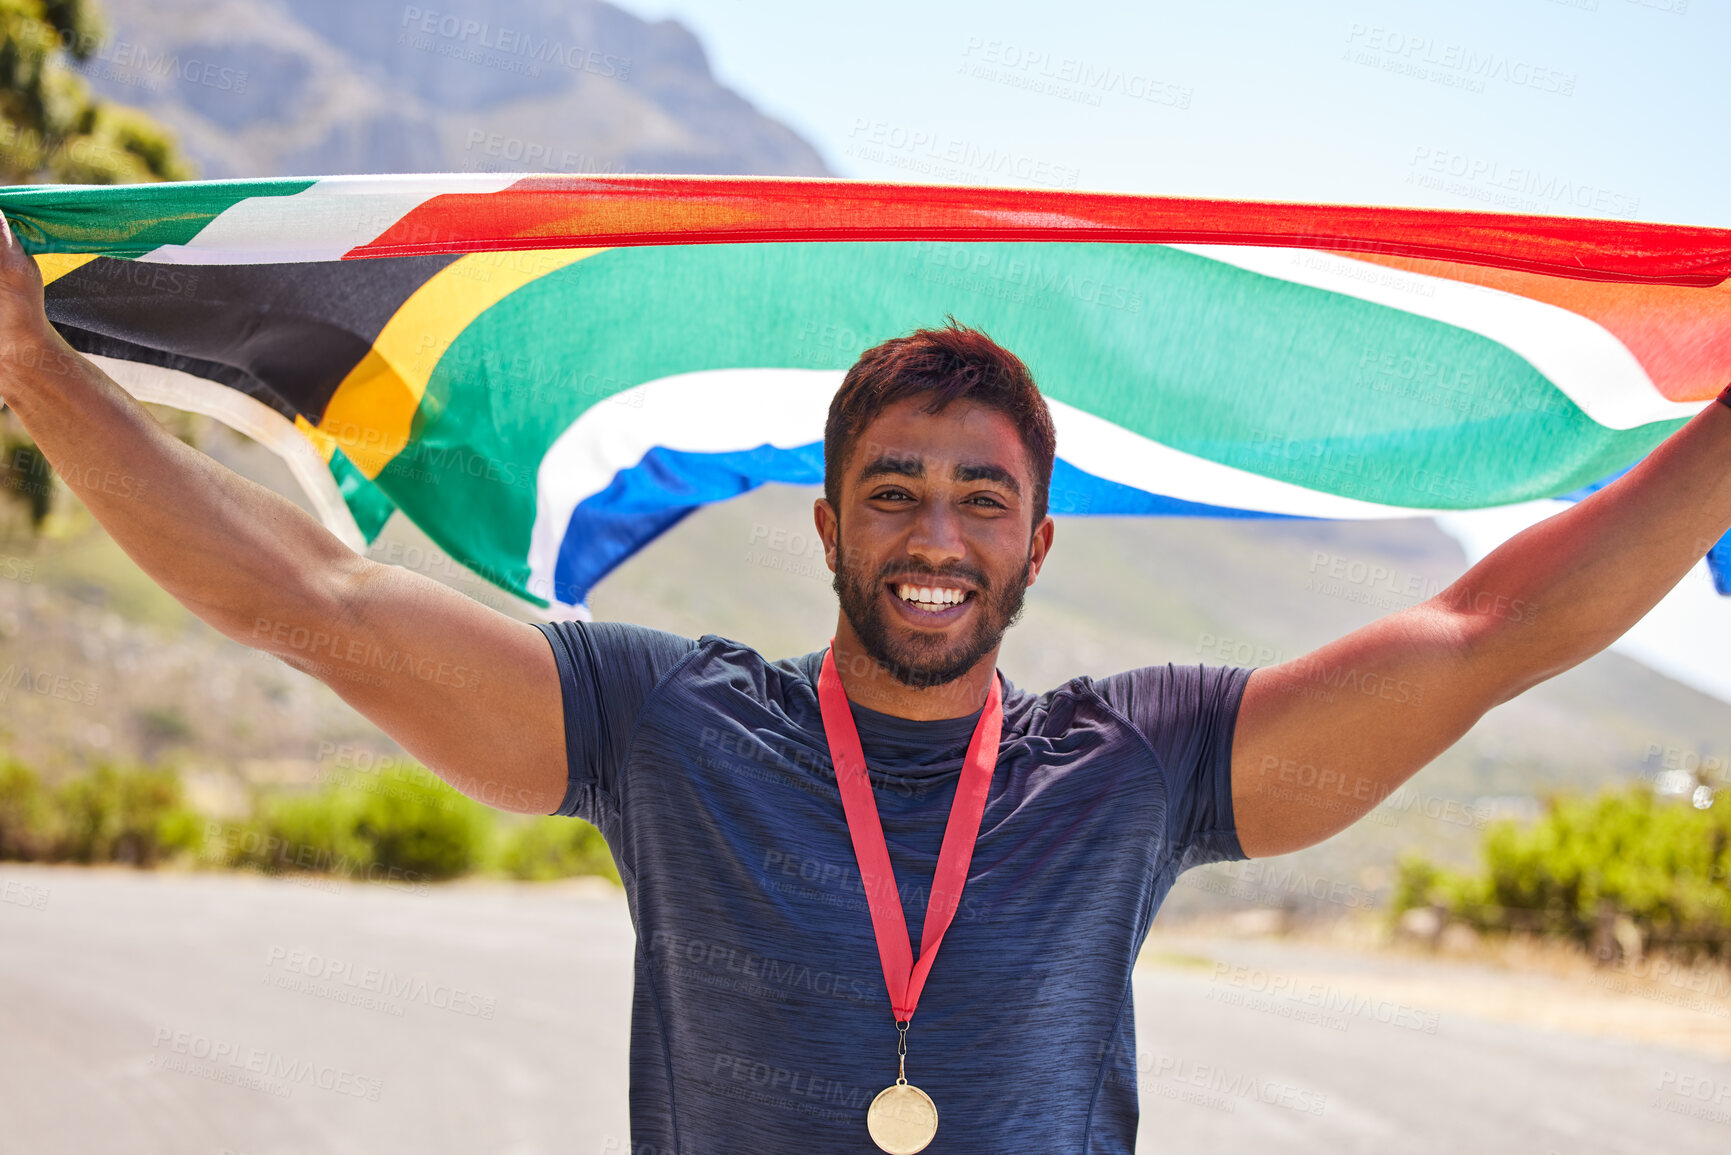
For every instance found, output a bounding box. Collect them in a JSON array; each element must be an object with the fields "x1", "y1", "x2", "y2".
[{"x1": 1, "y1": 207, "x2": 1728, "y2": 1153}]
